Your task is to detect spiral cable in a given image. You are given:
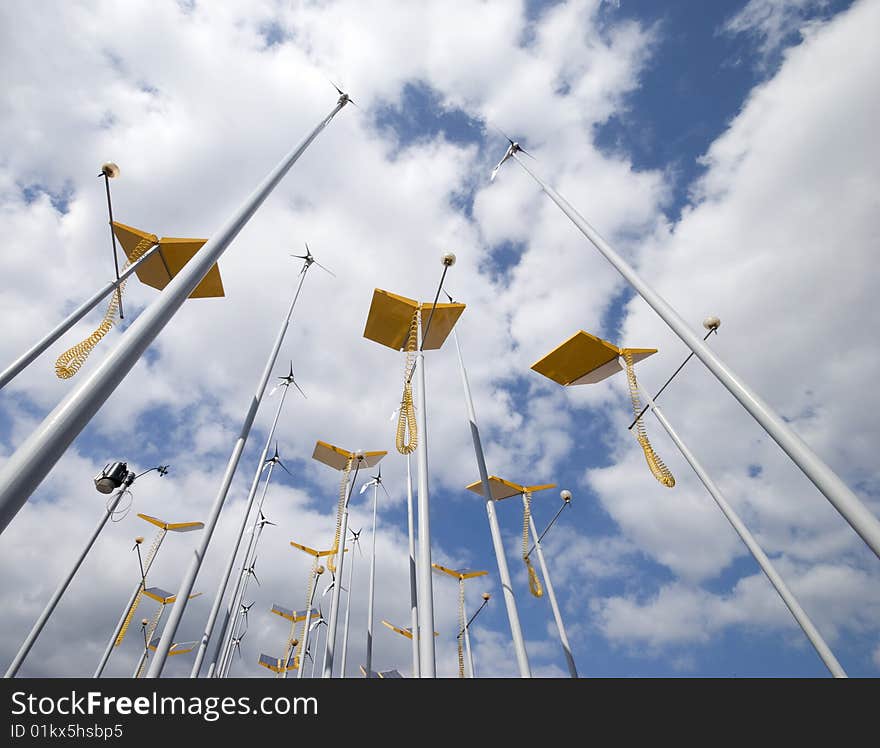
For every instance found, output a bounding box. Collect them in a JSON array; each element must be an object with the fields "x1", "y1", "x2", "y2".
[
  {"x1": 327, "y1": 458, "x2": 353, "y2": 574},
  {"x1": 623, "y1": 350, "x2": 675, "y2": 488},
  {"x1": 522, "y1": 491, "x2": 543, "y2": 598},
  {"x1": 395, "y1": 311, "x2": 420, "y2": 455},
  {"x1": 54, "y1": 236, "x2": 155, "y2": 379}
]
